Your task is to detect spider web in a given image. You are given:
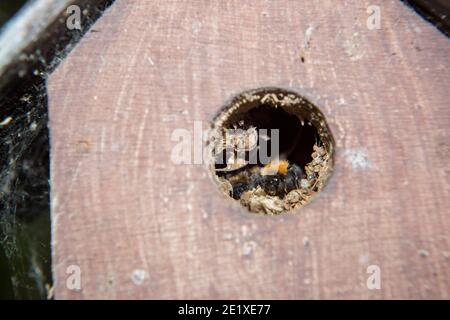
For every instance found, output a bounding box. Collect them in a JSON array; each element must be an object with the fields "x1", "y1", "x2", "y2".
[
  {"x1": 0, "y1": 0, "x2": 116, "y2": 299},
  {"x1": 0, "y1": 77, "x2": 50, "y2": 299}
]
